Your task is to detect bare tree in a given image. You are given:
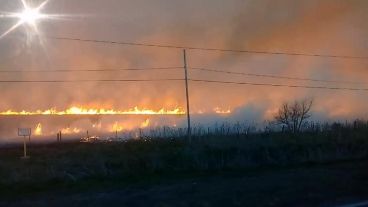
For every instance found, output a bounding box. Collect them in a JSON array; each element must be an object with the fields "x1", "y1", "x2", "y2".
[{"x1": 274, "y1": 99, "x2": 313, "y2": 133}]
